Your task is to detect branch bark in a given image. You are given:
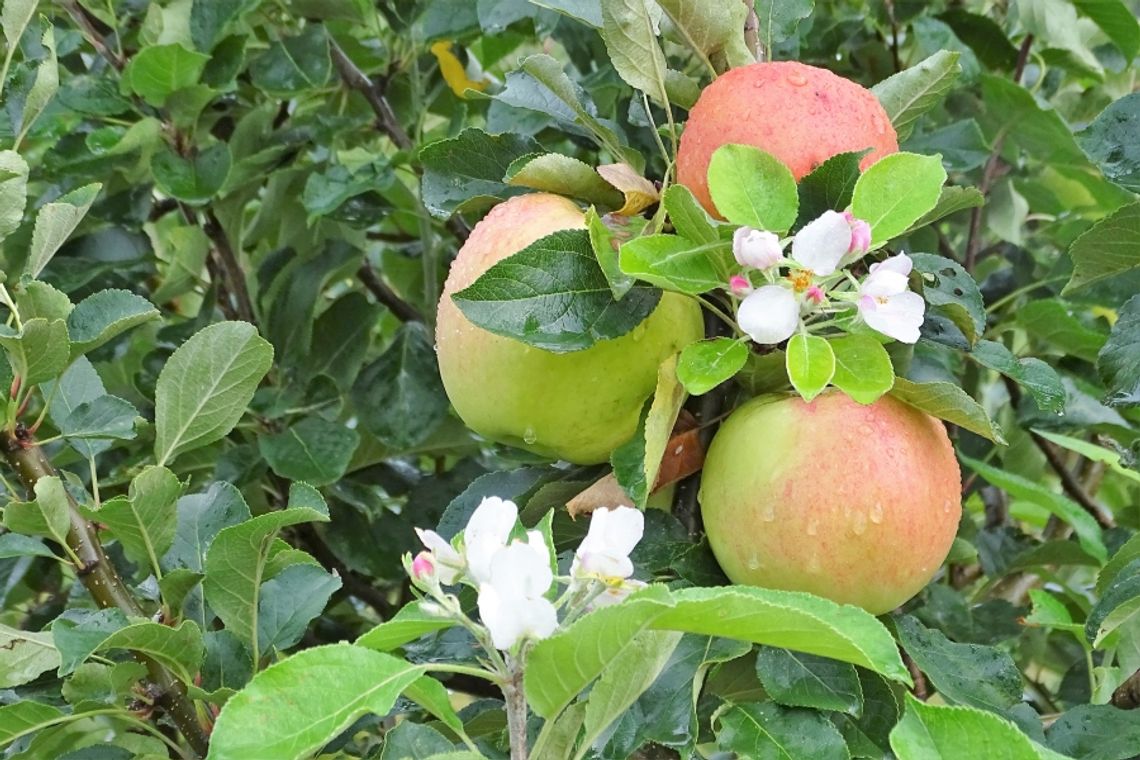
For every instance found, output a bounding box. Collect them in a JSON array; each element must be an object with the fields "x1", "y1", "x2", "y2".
[
  {"x1": 503, "y1": 656, "x2": 529, "y2": 760},
  {"x1": 357, "y1": 262, "x2": 423, "y2": 323},
  {"x1": 2, "y1": 426, "x2": 210, "y2": 758},
  {"x1": 1112, "y1": 668, "x2": 1140, "y2": 709},
  {"x1": 199, "y1": 208, "x2": 257, "y2": 325}
]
